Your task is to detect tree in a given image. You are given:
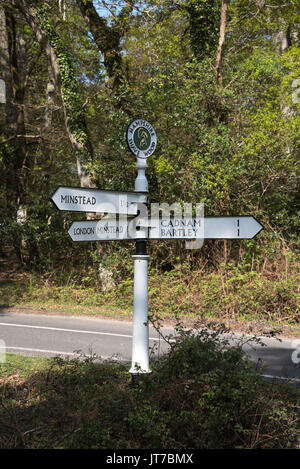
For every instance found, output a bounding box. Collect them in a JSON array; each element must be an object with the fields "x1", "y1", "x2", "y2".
[
  {"x1": 220, "y1": 0, "x2": 300, "y2": 244},
  {"x1": 0, "y1": 0, "x2": 299, "y2": 271},
  {"x1": 186, "y1": 0, "x2": 221, "y2": 61},
  {"x1": 0, "y1": 5, "x2": 29, "y2": 207},
  {"x1": 76, "y1": 0, "x2": 134, "y2": 92},
  {"x1": 11, "y1": 0, "x2": 95, "y2": 188}
]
